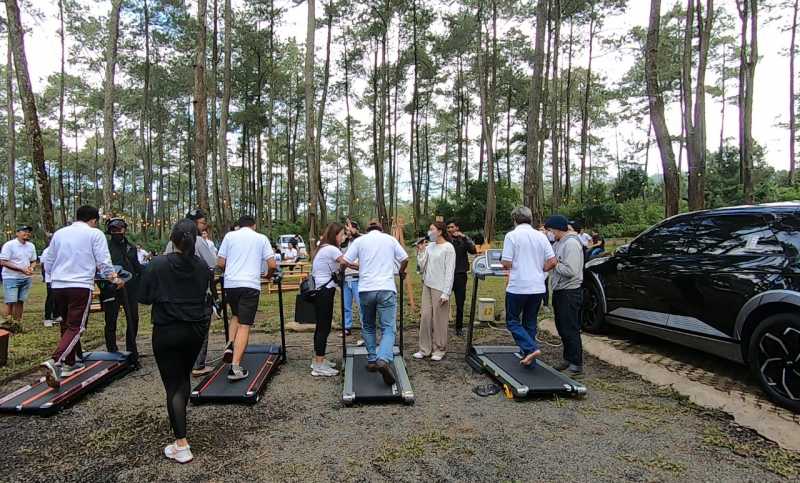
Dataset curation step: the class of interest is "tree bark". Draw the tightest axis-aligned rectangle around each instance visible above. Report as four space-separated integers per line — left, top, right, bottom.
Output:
218 0 233 227
550 0 562 211
58 0 67 226
525 0 547 219
478 5 497 244
6 37 15 231
102 0 122 216
305 0 320 249
142 0 153 238
646 0 680 217
737 0 757 203
791 0 799 183
316 5 334 227
579 13 595 203
6 0 55 234
193 0 209 213
210 0 221 227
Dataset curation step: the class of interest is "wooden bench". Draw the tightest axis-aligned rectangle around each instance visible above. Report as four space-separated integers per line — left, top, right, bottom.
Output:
263 272 308 294
89 289 103 313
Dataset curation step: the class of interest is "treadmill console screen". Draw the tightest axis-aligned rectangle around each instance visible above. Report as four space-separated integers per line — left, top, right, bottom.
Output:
486 249 504 270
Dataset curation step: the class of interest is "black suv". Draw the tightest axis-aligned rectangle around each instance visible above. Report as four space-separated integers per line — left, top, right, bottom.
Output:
582 203 800 411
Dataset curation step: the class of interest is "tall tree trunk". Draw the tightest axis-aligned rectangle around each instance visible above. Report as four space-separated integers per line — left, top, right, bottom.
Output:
375 13 389 228
343 29 356 215
102 0 123 215
6 39 16 231
218 0 233 227
791 0 799 183
455 57 463 198
305 0 320 249
563 17 574 201
58 0 67 226
193 0 209 213
478 5 497 244
265 0 275 228
525 0 547 220
685 0 713 210
738 0 757 203
410 0 421 235
142 0 153 238
210 0 221 228
316 6 334 227
6 0 55 234
579 13 594 203
646 0 680 217
550 0 562 211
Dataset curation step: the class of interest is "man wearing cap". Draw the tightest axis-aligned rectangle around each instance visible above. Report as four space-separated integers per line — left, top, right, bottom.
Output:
102 218 144 362
164 209 219 376
342 219 409 386
40 205 123 388
500 207 558 366
0 225 37 333
544 215 585 375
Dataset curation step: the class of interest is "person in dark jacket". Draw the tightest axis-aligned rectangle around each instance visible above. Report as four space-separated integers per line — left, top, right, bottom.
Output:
446 220 476 336
139 219 212 464
101 218 143 362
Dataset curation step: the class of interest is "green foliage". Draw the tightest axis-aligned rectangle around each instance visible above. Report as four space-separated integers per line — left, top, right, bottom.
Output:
612 168 649 202
434 180 520 239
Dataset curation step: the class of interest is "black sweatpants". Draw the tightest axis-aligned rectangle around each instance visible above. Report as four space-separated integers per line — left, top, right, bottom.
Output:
152 321 208 439
103 281 140 358
313 287 336 357
552 288 583 366
44 282 56 321
453 273 468 332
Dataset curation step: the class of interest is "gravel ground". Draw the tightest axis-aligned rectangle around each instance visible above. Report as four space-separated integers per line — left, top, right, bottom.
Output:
1 323 798 483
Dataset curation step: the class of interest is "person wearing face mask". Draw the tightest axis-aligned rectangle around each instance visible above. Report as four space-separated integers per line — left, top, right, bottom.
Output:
414 221 456 361
102 217 144 363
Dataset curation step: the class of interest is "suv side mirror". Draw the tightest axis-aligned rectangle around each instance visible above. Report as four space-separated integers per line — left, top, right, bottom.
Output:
616 244 629 256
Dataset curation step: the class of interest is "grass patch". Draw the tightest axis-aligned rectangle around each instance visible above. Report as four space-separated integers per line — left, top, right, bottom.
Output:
702 426 800 478
374 430 454 464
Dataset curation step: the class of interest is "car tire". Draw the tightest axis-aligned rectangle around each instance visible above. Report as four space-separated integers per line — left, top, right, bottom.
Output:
747 313 800 412
581 279 606 334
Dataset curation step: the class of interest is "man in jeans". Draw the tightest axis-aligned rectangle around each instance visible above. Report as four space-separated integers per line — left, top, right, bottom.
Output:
545 215 585 374
0 225 37 333
341 220 362 336
447 220 476 336
342 220 409 386
501 207 557 366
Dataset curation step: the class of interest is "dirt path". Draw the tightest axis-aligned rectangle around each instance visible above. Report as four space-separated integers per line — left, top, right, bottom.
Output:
1 327 798 482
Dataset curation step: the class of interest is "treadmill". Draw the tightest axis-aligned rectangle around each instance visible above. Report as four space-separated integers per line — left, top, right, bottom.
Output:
0 267 137 415
341 272 414 405
191 273 287 405
465 250 587 399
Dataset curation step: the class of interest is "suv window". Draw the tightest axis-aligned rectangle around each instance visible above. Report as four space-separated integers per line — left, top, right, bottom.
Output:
773 214 800 261
687 214 782 255
629 217 695 256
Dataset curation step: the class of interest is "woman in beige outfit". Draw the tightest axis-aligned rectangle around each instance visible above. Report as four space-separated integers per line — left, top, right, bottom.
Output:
414 221 456 361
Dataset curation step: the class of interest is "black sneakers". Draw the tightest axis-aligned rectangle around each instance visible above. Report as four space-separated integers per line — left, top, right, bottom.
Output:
222 341 234 364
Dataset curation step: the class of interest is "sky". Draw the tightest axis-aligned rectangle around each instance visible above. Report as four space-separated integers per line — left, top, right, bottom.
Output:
9 0 797 186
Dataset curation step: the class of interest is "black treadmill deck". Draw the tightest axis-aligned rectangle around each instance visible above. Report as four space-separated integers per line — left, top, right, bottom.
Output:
468 345 586 399
342 346 414 405
191 344 283 404
0 351 135 415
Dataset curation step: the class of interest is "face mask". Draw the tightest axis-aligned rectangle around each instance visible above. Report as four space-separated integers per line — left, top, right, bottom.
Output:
428 231 437 242
111 233 125 243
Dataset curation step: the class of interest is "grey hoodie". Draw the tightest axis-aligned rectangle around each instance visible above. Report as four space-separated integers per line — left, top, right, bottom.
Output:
550 234 584 291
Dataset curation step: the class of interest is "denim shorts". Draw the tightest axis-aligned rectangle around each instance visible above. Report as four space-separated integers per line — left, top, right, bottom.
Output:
3 277 33 304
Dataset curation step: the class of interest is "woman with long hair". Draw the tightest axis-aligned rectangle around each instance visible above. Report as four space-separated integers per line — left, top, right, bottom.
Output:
139 219 212 463
310 222 346 376
414 221 456 361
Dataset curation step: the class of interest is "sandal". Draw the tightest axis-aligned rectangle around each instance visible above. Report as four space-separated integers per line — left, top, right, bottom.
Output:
473 384 502 397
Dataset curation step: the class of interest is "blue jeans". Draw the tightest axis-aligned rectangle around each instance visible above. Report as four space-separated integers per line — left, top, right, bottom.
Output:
505 292 545 355
343 279 361 330
3 277 33 304
359 290 397 363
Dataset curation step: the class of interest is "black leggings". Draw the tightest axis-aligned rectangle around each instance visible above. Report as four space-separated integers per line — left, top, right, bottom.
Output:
313 288 336 357
152 321 208 439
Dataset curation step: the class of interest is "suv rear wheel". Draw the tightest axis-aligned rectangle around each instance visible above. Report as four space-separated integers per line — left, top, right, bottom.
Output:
581 279 606 334
748 313 800 412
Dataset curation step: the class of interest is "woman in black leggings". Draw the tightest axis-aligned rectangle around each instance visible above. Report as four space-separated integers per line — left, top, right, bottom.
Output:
309 223 346 377
139 219 211 464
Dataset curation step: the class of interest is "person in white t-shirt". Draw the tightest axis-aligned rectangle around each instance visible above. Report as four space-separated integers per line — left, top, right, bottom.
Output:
284 240 298 262
0 225 37 332
217 215 276 381
137 245 151 265
342 220 409 386
309 223 346 377
201 230 217 257
500 206 557 366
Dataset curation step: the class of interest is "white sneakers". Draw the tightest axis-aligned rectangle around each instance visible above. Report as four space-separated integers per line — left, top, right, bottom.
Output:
309 359 337 370
412 352 426 359
413 352 445 361
164 443 193 464
311 363 339 377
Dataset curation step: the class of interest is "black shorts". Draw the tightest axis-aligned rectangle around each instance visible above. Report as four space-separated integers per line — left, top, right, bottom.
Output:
225 287 260 325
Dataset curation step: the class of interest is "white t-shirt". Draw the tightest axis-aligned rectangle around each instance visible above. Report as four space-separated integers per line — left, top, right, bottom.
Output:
137 248 150 265
285 247 298 260
0 238 37 280
218 227 274 290
312 244 342 288
343 230 408 293
501 224 556 295
43 221 114 290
